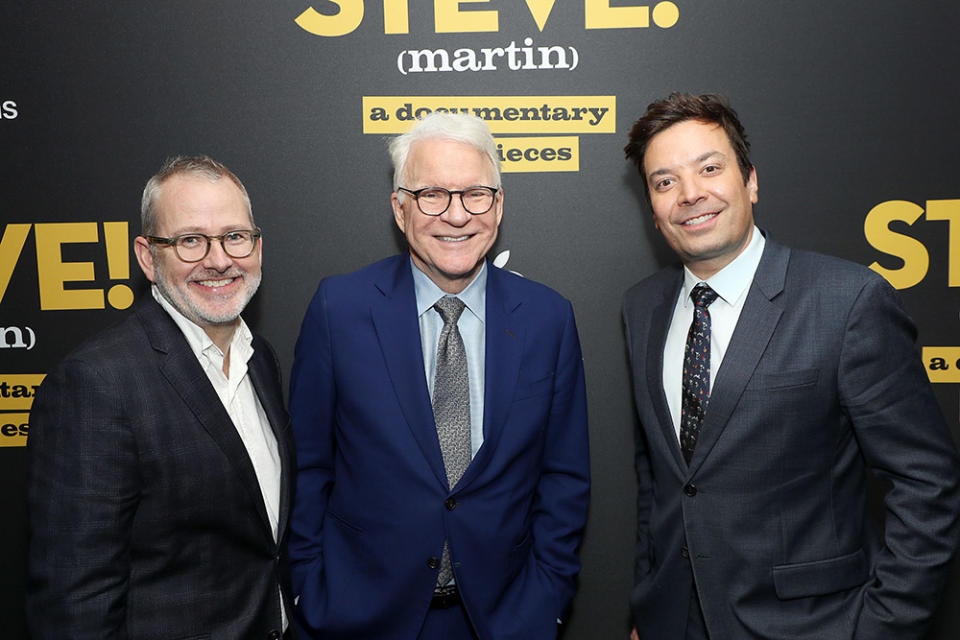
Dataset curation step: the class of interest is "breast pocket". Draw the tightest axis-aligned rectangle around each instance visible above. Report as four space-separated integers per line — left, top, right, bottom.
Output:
749 368 819 391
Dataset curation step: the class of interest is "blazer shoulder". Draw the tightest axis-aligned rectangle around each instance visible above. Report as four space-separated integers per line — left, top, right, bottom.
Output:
784 246 890 294
489 263 574 313
312 254 406 300
622 264 681 309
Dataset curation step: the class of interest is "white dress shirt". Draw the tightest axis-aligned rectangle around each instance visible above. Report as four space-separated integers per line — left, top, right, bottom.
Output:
662 226 765 442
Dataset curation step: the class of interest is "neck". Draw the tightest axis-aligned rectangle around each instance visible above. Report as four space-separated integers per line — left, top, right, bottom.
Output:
203 321 239 357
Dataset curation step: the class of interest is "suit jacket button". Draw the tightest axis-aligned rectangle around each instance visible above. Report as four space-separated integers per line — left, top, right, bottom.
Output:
683 483 697 497
267 631 281 640
680 546 689 559
427 557 440 569
445 497 457 511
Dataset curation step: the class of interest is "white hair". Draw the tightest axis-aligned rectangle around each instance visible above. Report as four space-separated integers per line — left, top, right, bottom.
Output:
388 111 501 197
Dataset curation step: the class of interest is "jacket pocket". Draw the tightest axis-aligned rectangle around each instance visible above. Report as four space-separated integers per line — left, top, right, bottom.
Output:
772 547 868 599
752 368 819 390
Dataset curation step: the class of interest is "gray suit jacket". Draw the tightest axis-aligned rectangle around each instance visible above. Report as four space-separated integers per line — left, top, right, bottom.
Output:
623 236 960 639
26 295 296 640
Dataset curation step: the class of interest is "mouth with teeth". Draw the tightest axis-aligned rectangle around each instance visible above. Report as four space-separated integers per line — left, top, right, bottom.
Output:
437 235 471 243
682 212 719 226
190 274 241 291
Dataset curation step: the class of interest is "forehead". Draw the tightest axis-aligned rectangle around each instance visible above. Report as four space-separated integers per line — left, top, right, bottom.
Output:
644 120 733 174
154 173 249 232
406 138 494 186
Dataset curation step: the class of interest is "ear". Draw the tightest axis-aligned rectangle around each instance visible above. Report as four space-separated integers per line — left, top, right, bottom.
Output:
391 192 407 233
492 188 504 227
134 236 157 283
747 167 759 204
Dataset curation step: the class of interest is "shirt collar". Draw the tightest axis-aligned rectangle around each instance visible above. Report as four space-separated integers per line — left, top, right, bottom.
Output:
411 258 487 324
151 285 254 364
681 225 765 307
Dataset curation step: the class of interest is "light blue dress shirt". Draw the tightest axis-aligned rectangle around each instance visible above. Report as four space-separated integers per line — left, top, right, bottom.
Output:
412 259 487 457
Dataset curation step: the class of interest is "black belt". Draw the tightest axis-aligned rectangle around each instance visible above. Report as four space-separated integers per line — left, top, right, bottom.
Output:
431 584 462 609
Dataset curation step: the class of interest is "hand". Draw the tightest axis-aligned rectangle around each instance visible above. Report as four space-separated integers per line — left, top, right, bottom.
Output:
630 627 639 640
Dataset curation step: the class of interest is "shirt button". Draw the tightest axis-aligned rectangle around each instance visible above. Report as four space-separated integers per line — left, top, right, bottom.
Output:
427 557 440 569
684 483 698 497
445 497 457 511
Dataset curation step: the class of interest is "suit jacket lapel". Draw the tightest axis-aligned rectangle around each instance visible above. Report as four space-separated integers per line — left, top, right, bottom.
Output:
248 341 293 543
136 297 275 541
370 257 450 488
647 269 687 471
687 238 789 473
458 263 524 489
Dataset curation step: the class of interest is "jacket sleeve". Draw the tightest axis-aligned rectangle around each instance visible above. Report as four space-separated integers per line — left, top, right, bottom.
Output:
26 357 138 640
842 276 960 639
622 295 655 584
491 301 591 639
287 282 338 635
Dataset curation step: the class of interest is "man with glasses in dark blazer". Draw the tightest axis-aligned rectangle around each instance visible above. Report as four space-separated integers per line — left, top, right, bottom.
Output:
27 155 295 640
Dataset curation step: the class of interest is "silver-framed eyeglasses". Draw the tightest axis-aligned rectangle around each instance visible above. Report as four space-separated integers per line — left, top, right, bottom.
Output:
145 229 261 263
398 186 499 216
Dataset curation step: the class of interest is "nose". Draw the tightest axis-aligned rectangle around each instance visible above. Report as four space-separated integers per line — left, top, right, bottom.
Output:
678 176 707 206
202 238 234 271
440 194 471 227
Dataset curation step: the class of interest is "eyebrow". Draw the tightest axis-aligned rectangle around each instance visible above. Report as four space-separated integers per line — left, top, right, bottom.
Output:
647 150 727 180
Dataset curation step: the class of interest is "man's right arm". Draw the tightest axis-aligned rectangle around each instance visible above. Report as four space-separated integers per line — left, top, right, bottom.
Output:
622 296 654 583
26 358 137 640
288 282 338 632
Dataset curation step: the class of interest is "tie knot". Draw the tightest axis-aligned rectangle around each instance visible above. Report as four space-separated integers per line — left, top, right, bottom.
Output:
690 283 719 308
434 296 466 325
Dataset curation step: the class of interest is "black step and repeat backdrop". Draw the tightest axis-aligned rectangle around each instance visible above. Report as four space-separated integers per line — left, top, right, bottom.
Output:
3 2 959 638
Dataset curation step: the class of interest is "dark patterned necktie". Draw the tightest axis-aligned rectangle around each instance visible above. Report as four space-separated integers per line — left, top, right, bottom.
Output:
680 283 719 464
432 296 471 587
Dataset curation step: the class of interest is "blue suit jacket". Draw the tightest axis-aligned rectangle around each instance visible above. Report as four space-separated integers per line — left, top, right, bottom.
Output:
622 237 960 639
288 255 590 640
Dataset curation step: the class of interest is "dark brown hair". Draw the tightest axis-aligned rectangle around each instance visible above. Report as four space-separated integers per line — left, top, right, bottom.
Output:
624 93 752 196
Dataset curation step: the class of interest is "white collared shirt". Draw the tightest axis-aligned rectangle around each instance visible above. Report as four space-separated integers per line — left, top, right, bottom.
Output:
662 226 766 442
152 286 286 629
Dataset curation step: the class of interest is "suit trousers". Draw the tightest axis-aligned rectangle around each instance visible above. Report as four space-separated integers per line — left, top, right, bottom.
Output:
417 603 478 640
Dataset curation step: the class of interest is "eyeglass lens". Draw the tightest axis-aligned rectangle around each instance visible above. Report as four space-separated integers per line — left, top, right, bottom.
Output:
175 231 256 261
417 187 495 215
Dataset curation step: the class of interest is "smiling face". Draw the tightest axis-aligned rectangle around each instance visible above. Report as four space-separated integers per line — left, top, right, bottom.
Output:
134 173 262 345
644 119 758 279
391 137 503 293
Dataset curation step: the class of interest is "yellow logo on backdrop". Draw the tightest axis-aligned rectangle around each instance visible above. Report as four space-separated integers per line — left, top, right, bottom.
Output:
864 199 960 290
363 96 611 173
0 222 134 311
295 0 679 36
924 348 960 384
0 413 29 446
0 375 44 411
0 374 43 448
363 96 614 134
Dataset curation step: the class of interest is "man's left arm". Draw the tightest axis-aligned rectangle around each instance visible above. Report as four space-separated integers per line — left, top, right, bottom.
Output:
839 275 960 639
499 301 591 637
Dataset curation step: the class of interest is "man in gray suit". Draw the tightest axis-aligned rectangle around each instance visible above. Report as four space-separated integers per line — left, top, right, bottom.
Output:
26 156 295 639
622 92 960 639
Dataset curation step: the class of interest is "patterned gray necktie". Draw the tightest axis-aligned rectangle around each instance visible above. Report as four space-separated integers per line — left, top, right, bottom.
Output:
680 283 719 464
432 296 471 587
